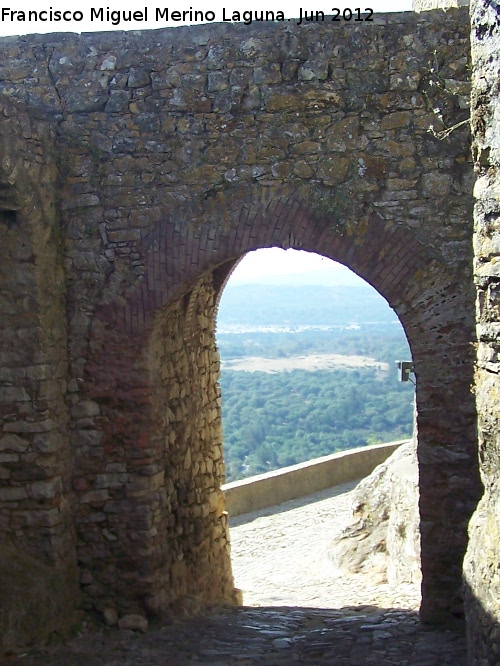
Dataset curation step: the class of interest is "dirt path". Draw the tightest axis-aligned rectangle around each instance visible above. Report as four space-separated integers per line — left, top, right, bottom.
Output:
229 481 419 610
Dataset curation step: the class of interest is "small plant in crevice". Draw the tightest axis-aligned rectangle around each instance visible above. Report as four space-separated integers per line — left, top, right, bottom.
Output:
420 50 471 141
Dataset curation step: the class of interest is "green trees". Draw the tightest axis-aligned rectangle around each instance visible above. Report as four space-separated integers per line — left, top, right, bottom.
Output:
220 363 414 482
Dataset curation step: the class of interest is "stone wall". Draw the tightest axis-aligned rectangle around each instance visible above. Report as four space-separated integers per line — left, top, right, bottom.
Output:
464 0 500 662
71 273 234 617
0 96 79 653
148 276 233 610
0 7 484 645
223 441 405 517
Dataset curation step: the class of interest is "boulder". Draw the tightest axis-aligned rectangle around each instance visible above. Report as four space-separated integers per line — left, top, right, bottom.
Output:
118 614 148 632
328 439 421 586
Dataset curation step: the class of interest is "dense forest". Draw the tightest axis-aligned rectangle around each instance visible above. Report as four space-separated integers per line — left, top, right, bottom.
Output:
216 284 415 482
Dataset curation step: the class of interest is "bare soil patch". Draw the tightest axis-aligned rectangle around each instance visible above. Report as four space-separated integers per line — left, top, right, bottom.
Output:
222 353 389 373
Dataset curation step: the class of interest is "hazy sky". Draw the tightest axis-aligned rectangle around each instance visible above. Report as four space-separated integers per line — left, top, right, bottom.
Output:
229 249 368 286
0 0 412 36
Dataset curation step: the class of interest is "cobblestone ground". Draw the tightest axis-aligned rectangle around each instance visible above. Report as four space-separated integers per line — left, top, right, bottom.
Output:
12 483 467 665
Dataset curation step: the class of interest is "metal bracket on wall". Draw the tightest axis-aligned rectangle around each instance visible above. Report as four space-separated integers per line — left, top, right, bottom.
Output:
396 360 415 383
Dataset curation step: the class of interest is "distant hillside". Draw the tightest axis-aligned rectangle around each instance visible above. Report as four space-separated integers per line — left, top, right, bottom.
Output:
218 284 398 328
229 266 367 287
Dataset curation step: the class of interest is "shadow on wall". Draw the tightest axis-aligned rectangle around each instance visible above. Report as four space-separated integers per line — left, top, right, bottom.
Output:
0 544 80 658
464 581 500 664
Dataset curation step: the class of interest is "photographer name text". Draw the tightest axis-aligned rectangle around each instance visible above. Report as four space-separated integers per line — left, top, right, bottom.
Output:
0 6 375 26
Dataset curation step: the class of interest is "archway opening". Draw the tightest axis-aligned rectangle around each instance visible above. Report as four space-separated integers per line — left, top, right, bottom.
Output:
217 248 414 482
216 247 419 609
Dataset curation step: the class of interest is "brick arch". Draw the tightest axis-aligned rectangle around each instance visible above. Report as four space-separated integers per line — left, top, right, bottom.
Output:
112 184 450 333
210 243 478 623
202 196 480 625
82 186 481 623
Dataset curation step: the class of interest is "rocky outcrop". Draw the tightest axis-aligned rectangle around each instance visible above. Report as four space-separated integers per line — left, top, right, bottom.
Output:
328 440 421 587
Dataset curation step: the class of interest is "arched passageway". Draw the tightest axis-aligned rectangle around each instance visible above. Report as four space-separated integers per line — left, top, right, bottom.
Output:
0 11 481 634
81 193 481 624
